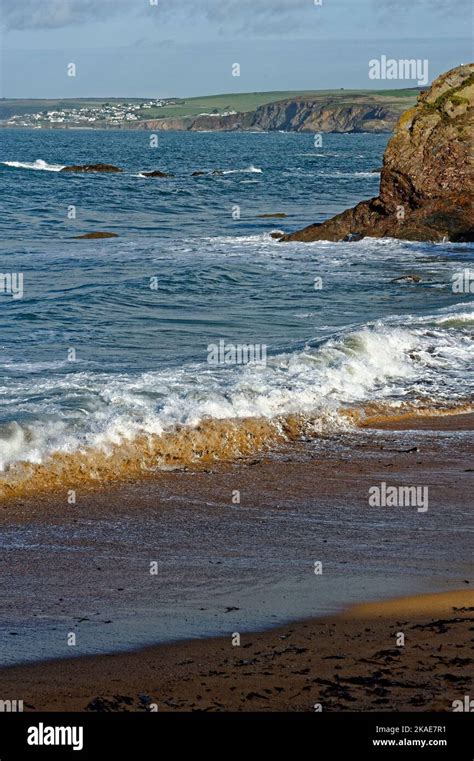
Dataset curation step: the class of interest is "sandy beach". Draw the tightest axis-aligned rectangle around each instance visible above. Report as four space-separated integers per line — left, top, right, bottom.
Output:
0 412 471 711
0 589 471 712
1 14 472 759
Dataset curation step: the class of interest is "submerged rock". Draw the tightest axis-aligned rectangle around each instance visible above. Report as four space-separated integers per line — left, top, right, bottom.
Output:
73 232 119 239
61 164 122 173
391 274 422 283
141 170 174 178
257 213 288 219
280 64 474 243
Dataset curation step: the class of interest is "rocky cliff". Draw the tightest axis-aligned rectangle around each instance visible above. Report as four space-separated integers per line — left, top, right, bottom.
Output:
243 98 400 133
280 65 474 243
131 93 413 134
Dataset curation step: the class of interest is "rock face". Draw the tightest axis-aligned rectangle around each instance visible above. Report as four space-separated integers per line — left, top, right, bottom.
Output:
244 100 399 133
129 93 416 134
61 164 122 173
280 65 474 243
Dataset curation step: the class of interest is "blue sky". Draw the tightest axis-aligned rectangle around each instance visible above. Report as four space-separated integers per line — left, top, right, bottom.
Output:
0 0 471 98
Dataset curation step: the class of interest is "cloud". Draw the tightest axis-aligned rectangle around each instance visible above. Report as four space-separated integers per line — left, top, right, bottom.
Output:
165 0 316 21
0 0 319 31
153 0 324 34
370 0 472 15
0 0 131 30
0 0 468 33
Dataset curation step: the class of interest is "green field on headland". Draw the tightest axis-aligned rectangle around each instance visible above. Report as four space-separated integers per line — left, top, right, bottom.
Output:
0 87 421 126
130 88 418 119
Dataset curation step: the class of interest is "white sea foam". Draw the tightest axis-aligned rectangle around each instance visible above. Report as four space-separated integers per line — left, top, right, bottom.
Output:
1 303 472 471
320 170 380 178
222 165 263 175
2 159 65 172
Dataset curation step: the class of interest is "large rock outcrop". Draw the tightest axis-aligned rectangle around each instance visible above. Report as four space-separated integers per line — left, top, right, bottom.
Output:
141 170 174 178
61 164 122 173
280 65 474 243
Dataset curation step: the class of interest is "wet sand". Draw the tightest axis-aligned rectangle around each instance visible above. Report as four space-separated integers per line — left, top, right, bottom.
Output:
0 589 471 712
0 412 472 709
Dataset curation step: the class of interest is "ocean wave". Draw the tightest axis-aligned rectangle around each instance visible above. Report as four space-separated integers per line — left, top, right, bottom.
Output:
0 402 470 501
222 165 263 175
431 312 474 327
2 159 65 172
0 302 472 497
320 170 380 178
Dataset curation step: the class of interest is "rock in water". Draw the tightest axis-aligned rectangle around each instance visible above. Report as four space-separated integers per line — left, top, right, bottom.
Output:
73 232 118 239
61 164 122 173
141 170 174 178
391 274 422 284
257 213 288 219
280 64 474 243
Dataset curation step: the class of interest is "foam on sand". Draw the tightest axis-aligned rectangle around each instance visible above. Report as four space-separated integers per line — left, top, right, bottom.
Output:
1 303 472 498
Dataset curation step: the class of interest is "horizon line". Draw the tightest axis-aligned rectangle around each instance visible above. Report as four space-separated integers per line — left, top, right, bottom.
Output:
0 86 427 101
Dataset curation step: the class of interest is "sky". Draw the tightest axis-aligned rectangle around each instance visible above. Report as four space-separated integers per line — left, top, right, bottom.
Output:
0 0 472 98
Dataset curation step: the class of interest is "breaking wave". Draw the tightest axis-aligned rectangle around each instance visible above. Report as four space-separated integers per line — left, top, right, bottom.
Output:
0 302 472 499
2 159 65 172
222 165 263 175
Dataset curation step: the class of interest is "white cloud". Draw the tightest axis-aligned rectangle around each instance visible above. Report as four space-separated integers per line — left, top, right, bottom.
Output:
0 0 467 32
0 0 131 30
0 0 318 31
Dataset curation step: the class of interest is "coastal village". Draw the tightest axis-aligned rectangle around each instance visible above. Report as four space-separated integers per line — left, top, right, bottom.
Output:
2 98 179 128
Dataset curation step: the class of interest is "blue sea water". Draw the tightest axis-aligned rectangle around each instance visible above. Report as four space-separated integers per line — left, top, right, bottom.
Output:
0 129 473 478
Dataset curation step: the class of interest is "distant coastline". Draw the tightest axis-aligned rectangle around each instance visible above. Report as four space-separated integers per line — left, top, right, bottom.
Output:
0 88 421 133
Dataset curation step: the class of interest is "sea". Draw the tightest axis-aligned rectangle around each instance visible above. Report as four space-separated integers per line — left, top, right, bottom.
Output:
0 128 473 495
